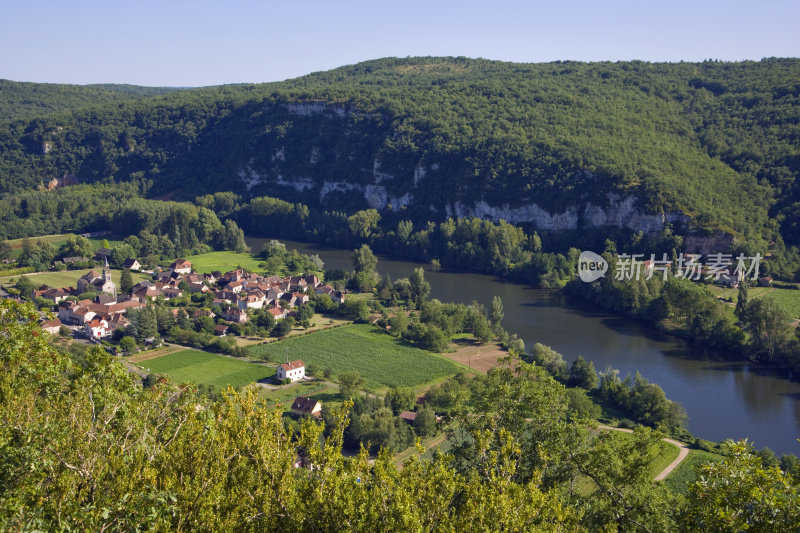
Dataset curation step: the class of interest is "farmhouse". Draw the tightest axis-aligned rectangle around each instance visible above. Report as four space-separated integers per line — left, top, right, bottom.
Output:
122 258 141 270
170 259 193 274
399 411 417 424
290 396 322 419
40 318 62 334
277 359 305 382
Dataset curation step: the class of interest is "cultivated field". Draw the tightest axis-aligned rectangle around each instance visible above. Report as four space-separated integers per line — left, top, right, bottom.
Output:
246 324 462 390
183 251 264 274
0 268 149 289
443 339 507 374
139 348 276 390
710 285 800 319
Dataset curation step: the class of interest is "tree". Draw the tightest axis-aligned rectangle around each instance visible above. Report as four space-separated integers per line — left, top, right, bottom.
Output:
119 336 137 354
576 428 679 531
0 240 11 262
352 244 377 273
490 295 504 327
741 297 792 360
119 268 134 295
347 209 380 239
384 386 415 415
568 356 598 390
414 405 437 437
270 317 294 338
111 244 135 267
735 281 749 323
338 370 365 400
409 267 430 308
530 343 567 381
682 440 800 531
388 312 409 338
396 220 413 242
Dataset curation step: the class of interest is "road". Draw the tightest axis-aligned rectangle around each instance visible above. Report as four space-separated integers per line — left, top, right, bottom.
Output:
597 425 690 481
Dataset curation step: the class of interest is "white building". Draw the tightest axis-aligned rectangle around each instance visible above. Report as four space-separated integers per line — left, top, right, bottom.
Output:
277 359 305 382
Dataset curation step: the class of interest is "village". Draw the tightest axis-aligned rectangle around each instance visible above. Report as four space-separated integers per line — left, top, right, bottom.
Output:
30 257 345 341
3 248 469 447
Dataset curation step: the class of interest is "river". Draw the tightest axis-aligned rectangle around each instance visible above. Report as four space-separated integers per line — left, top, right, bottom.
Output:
248 236 800 455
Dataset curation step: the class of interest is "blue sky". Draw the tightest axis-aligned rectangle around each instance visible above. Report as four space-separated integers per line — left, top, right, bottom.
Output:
2 0 798 86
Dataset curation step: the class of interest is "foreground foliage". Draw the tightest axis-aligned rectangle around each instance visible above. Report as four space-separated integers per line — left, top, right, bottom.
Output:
2 300 799 531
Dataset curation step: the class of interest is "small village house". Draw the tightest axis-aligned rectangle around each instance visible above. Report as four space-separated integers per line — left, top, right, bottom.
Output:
277 359 305 382
291 396 322 419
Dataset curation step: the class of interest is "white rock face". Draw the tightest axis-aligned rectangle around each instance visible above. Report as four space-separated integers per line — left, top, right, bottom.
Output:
320 181 364 203
447 194 688 233
413 164 427 186
373 159 393 182
285 102 347 118
364 184 387 209
238 166 265 191
448 201 580 230
276 175 315 192
363 184 413 210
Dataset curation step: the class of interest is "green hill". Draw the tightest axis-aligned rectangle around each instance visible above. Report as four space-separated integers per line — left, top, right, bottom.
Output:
1 57 799 248
0 79 186 123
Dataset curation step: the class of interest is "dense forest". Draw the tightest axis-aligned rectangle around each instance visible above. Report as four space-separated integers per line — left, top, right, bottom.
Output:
0 79 183 123
1 57 799 256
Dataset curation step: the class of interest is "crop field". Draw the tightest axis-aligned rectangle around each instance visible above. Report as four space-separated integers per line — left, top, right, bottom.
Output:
246 324 463 390
140 348 275 390
0 268 148 289
709 285 800 320
183 251 264 274
762 289 800 320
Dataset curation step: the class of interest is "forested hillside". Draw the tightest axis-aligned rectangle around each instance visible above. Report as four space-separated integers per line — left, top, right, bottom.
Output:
1 57 798 249
0 79 184 123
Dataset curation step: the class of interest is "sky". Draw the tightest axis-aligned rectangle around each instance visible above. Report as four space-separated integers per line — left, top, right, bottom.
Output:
2 0 799 87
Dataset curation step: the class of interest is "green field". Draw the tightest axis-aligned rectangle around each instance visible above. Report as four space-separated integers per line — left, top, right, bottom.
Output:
4 233 127 259
246 324 463 390
140 349 276 390
762 289 800 320
258 381 340 410
709 285 800 320
0 268 149 290
663 449 723 494
183 251 264 274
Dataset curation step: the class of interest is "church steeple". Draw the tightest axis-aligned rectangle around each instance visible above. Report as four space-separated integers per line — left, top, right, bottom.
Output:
103 256 116 297
103 256 112 283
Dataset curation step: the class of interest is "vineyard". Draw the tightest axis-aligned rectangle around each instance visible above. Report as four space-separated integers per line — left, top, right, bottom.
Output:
246 324 463 390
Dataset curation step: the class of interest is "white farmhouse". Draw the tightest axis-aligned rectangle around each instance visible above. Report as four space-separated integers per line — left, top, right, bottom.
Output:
277 359 305 382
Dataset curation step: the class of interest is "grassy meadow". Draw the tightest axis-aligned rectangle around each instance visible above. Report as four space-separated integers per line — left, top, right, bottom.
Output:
246 324 463 391
0 268 149 290
139 348 275 390
183 251 264 274
663 449 724 494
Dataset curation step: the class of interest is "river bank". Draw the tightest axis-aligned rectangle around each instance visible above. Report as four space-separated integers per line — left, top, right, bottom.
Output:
246 235 800 455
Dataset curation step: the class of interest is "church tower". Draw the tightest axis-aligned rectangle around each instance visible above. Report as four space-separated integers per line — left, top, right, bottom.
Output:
103 257 116 297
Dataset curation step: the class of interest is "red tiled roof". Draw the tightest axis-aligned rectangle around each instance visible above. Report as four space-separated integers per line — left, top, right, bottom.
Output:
280 359 304 371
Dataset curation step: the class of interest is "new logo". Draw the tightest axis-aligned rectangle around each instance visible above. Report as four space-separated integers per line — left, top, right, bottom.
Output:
578 251 607 282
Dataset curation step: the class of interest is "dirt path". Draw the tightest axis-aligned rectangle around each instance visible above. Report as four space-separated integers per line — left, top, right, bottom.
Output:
597 425 690 481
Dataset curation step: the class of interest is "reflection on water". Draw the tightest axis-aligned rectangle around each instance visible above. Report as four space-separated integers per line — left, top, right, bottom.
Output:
247 236 800 454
